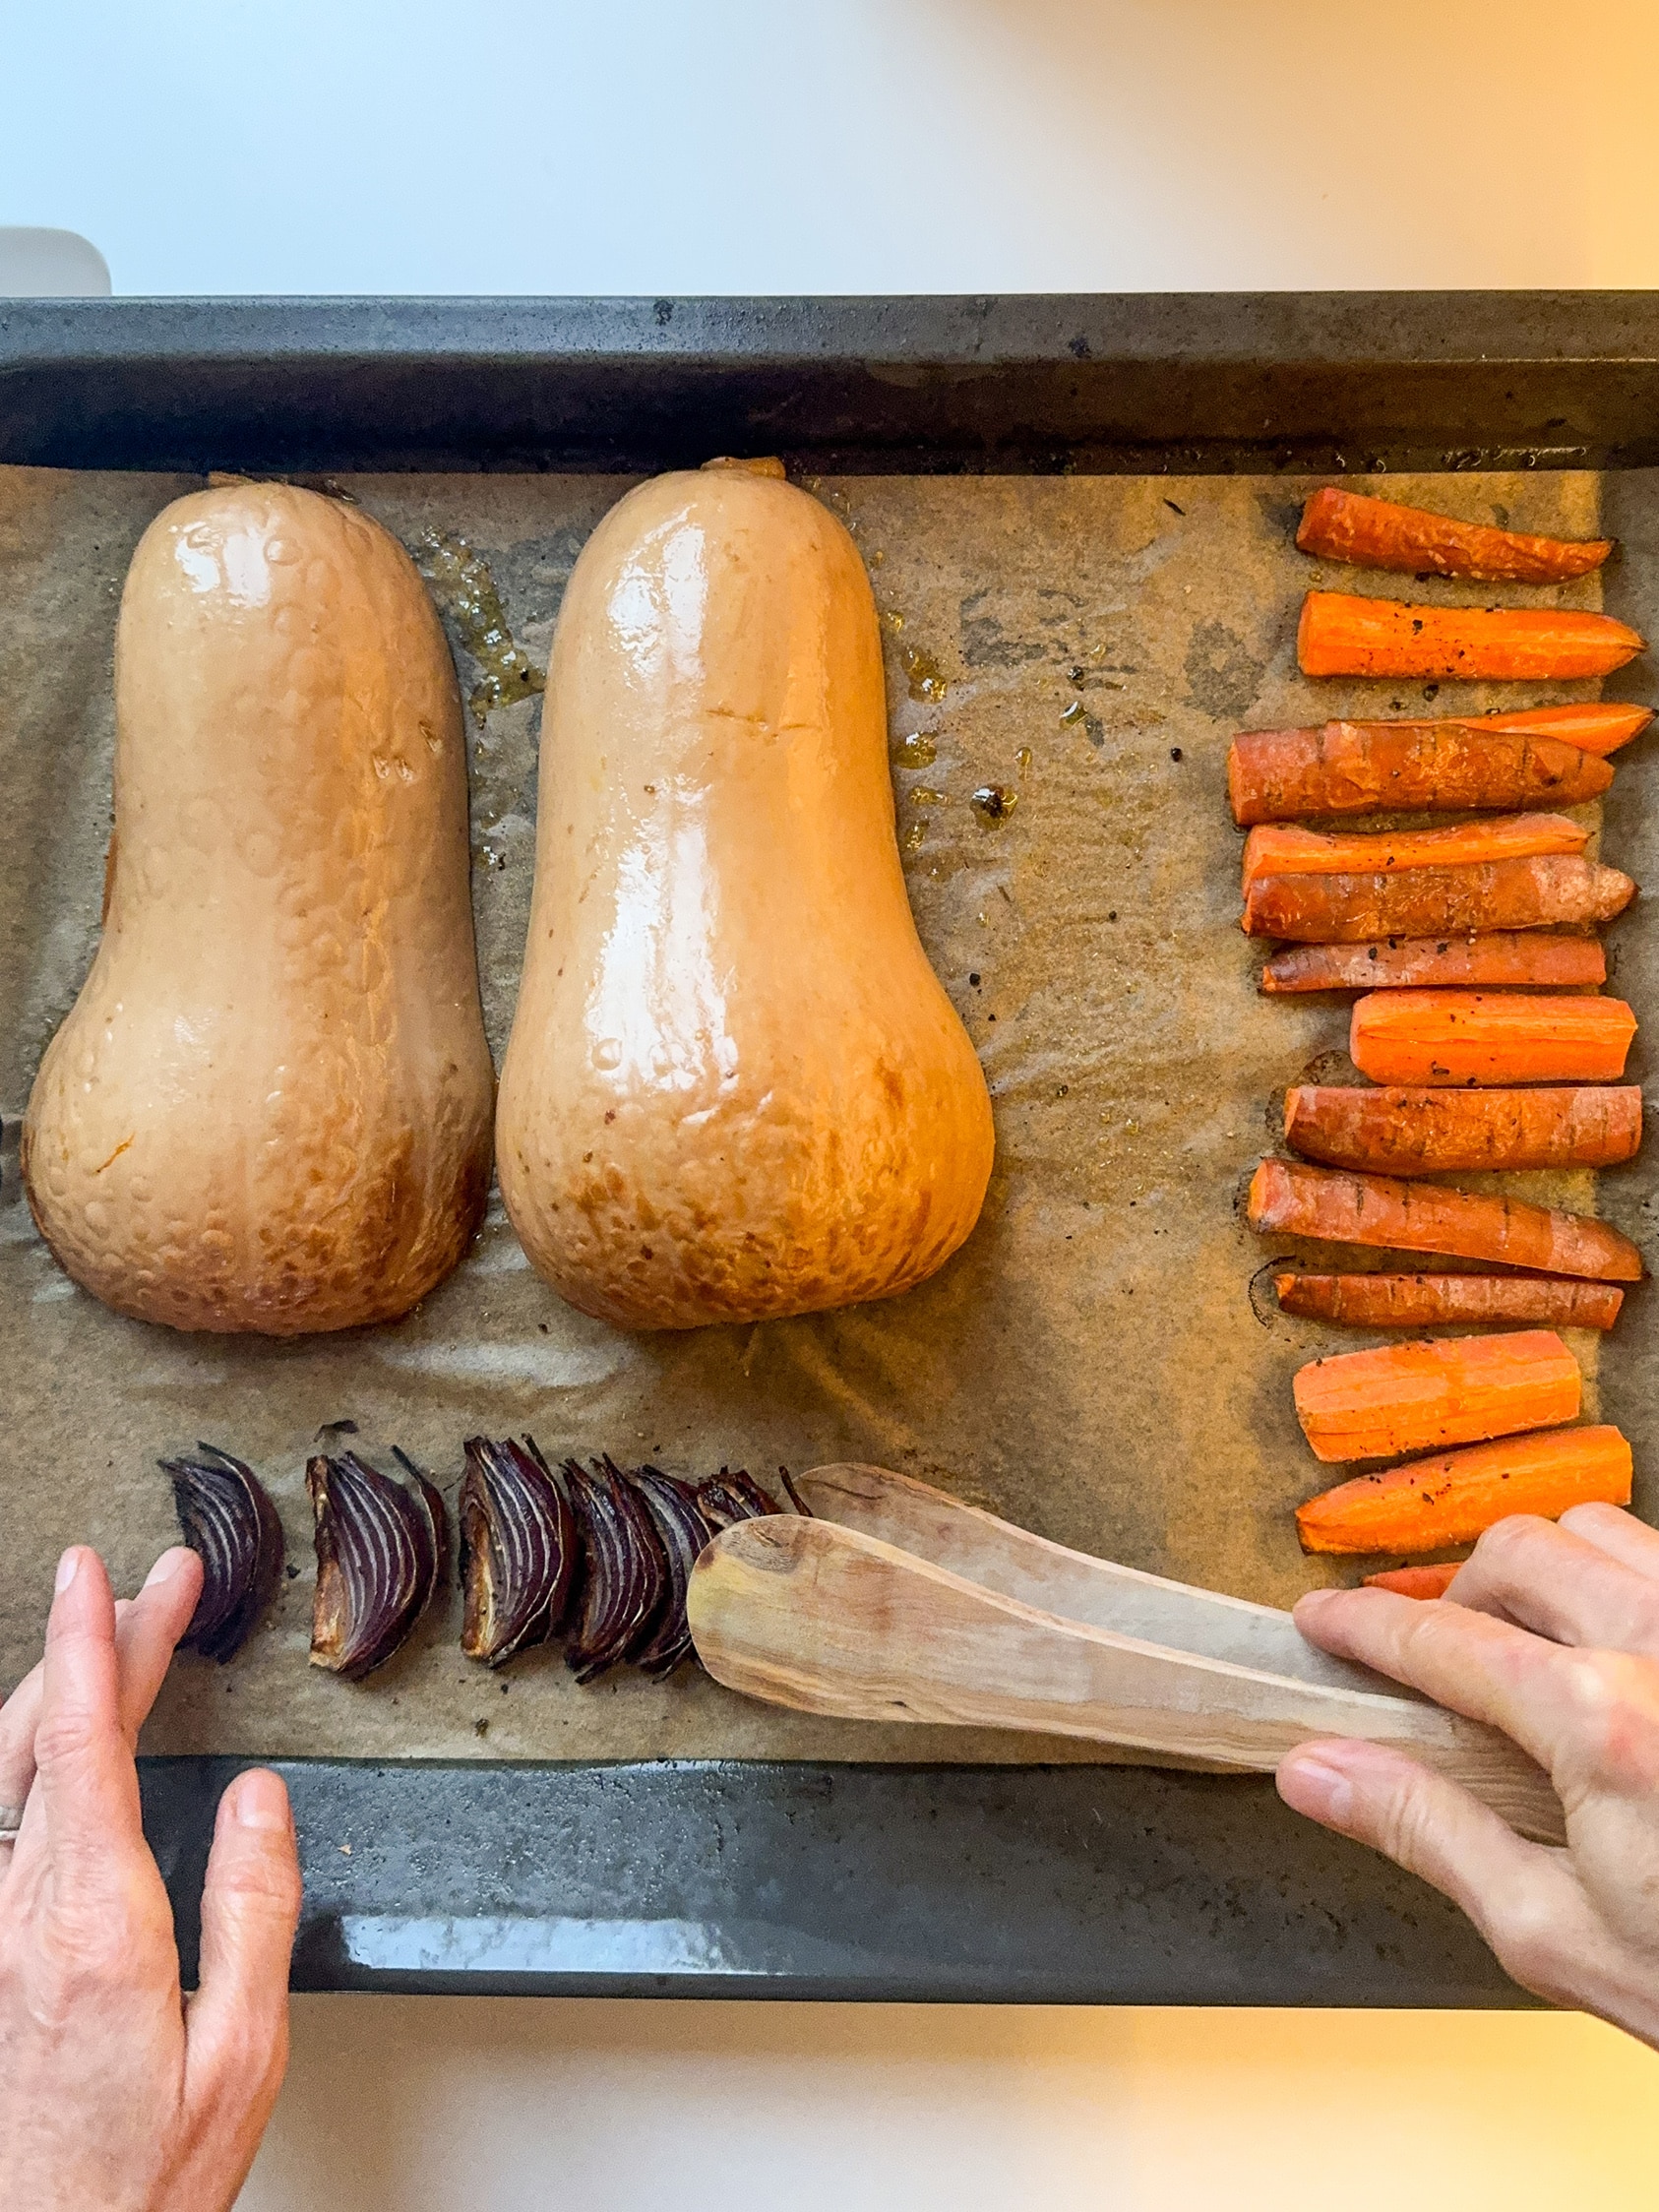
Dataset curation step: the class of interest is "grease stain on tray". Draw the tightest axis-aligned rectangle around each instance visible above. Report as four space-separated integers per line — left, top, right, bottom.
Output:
414 530 546 727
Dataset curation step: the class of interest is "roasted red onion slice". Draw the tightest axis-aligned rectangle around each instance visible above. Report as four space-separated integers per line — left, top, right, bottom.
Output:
460 1437 577 1667
161 1444 284 1663
307 1449 446 1680
561 1456 669 1683
697 1467 781 1529
627 1469 714 1678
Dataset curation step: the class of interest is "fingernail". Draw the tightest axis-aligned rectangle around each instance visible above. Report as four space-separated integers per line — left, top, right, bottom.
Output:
231 1770 291 1833
1281 1753 1355 1824
54 1549 81 1595
143 1550 189 1590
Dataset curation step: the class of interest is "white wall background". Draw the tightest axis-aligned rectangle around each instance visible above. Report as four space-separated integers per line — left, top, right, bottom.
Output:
8 0 1659 2204
5 0 1659 296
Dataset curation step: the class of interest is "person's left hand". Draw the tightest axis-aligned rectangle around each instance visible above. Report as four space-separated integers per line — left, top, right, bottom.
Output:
0 1544 302 2211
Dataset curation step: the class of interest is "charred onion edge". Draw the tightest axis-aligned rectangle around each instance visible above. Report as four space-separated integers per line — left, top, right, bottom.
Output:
306 1449 446 1681
561 1455 669 1683
459 1437 576 1668
161 1443 284 1663
697 1467 782 1529
627 1468 715 1677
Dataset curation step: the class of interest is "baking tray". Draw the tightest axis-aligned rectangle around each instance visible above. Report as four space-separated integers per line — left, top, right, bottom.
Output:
8 291 1659 2003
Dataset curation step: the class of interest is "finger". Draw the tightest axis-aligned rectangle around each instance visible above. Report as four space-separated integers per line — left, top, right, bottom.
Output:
1292 1583 1616 1783
114 1548 204 1746
1276 1737 1592 1994
30 1548 146 1887
1445 1514 1659 1655
1559 1502 1659 1583
186 1769 301 2120
0 1551 202 1876
0 1660 44 1816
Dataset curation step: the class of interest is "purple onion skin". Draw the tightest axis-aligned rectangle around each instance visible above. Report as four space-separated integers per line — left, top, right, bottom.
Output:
162 1444 284 1663
561 1457 669 1683
459 1437 576 1668
307 1450 446 1682
627 1469 714 1678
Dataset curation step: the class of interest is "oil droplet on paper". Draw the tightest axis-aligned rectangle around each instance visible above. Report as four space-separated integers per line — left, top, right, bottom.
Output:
909 786 947 809
1015 746 1033 776
415 530 546 727
970 784 1018 828
896 731 938 770
900 821 926 854
902 645 949 702
1060 700 1084 726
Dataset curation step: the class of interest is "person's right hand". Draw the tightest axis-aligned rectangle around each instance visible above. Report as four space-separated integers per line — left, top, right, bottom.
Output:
0 1544 302 2210
1279 1503 1659 2048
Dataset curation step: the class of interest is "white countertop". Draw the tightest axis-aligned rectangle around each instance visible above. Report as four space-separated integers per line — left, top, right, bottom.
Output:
8 1 1659 2202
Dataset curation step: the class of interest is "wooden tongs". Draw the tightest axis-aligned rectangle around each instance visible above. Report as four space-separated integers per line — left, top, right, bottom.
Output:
686 1462 1566 1844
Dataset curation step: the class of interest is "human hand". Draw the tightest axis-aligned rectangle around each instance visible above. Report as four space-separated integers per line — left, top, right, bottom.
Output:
1279 1504 1659 2047
0 1545 302 2209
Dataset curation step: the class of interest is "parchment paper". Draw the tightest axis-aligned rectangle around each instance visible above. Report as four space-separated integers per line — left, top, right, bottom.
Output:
2 464 1651 1762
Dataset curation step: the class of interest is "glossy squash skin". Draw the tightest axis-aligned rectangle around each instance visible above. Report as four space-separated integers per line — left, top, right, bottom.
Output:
23 482 495 1334
496 462 995 1330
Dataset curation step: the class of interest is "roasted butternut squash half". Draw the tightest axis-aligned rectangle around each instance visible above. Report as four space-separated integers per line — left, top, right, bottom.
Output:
24 481 494 1333
496 461 994 1329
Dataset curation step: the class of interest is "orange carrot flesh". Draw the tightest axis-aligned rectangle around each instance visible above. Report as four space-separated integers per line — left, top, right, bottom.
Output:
1261 933 1607 995
1481 704 1653 757
1244 855 1634 943
1296 487 1614 584
1242 814 1585 893
1349 991 1636 1086
1283 1084 1641 1174
1293 1328 1579 1463
1274 1272 1626 1331
1298 592 1644 682
1363 1563 1463 1597
1227 723 1612 825
1296 1424 1632 1555
1247 1156 1644 1283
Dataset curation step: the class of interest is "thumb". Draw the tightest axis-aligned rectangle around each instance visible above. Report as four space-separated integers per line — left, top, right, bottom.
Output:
185 1768 302 2119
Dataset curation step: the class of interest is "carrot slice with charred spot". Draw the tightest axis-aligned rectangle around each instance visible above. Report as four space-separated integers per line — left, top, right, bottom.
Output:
1481 704 1653 757
1242 814 1586 893
1296 487 1613 584
1349 991 1636 1087
1283 1084 1641 1174
1292 1329 1579 1463
1296 1425 1632 1556
1261 933 1607 995
1227 722 1612 825
1247 1156 1644 1283
1274 1272 1626 1331
1363 1563 1464 1598
1244 855 1633 943
1298 592 1644 682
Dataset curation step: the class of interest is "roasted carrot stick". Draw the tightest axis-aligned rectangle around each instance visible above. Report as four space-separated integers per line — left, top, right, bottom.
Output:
1283 1084 1641 1174
1363 1563 1463 1597
1275 1272 1626 1331
1261 933 1607 995
1242 814 1586 893
1227 722 1612 826
1244 855 1634 942
1298 592 1644 682
1296 488 1613 584
1481 703 1653 757
1296 1424 1632 1555
1293 1328 1579 1463
1349 992 1636 1086
1247 1157 1644 1282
